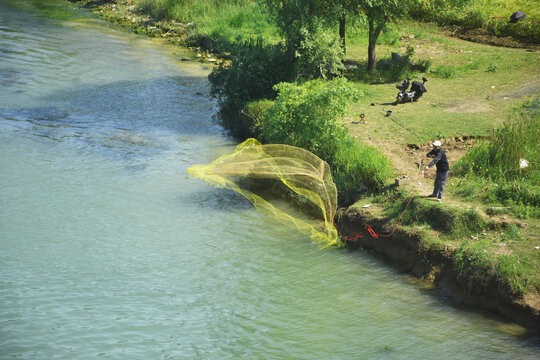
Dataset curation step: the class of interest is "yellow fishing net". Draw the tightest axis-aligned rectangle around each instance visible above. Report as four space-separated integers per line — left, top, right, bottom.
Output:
187 138 340 248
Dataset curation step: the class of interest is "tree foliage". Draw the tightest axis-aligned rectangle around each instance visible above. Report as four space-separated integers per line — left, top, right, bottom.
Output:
261 78 358 159
263 0 345 79
208 38 295 139
295 22 345 80
359 0 402 72
264 0 403 73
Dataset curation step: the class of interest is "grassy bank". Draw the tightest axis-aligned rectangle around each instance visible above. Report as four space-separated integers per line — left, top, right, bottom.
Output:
452 97 539 219
356 187 540 298
134 0 278 50
404 0 540 44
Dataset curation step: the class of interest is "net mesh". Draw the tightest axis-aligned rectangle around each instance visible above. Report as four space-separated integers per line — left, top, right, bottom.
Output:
187 138 339 248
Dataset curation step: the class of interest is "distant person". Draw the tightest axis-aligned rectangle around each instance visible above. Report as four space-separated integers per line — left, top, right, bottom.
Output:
510 11 526 23
424 140 449 202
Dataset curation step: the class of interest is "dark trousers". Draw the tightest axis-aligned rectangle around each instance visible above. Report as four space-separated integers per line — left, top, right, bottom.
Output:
433 171 448 199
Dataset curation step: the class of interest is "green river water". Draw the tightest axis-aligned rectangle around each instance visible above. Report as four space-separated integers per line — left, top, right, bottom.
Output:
1 0 539 358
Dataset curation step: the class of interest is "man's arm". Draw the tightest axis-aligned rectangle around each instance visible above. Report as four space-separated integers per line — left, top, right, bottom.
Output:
428 151 442 168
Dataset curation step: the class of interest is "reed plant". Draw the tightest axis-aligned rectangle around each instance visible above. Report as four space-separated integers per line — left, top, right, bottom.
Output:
453 97 540 218
454 97 539 183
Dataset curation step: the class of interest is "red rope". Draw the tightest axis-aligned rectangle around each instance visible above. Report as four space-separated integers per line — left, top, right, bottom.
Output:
365 195 414 239
336 195 414 242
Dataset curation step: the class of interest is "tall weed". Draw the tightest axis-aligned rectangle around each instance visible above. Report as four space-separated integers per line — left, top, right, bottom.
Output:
455 97 539 182
454 97 540 218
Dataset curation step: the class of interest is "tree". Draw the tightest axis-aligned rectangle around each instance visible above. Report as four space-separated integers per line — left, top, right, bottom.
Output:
359 0 401 73
263 0 345 79
335 0 362 56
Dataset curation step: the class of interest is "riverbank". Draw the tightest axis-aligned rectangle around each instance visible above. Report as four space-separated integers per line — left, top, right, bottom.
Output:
67 0 540 331
336 203 540 330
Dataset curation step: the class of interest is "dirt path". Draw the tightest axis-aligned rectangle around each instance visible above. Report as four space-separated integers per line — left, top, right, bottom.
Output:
372 135 473 207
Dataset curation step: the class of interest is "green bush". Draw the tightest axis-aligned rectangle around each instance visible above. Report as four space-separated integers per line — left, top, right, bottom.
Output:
241 99 274 139
374 46 431 82
208 38 295 139
259 79 390 200
295 24 345 80
332 138 391 203
261 79 357 159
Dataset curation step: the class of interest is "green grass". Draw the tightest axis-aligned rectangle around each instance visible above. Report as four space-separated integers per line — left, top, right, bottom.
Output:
404 0 540 43
451 97 540 219
455 233 540 295
135 0 279 50
344 20 539 144
355 187 540 296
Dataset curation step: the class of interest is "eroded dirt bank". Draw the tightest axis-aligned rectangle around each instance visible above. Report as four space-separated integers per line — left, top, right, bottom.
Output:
336 206 540 331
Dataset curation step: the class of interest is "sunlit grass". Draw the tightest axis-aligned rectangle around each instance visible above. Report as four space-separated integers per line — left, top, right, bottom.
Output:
135 0 280 47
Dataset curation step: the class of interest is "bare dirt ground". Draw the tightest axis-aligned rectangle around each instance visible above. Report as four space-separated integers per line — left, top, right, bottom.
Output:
450 27 540 50
376 135 474 205
444 102 492 113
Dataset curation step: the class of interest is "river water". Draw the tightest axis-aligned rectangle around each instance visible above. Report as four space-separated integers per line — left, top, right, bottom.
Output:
1 1 539 359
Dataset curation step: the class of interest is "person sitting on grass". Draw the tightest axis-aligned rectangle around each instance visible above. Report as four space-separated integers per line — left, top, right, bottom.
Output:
424 140 449 202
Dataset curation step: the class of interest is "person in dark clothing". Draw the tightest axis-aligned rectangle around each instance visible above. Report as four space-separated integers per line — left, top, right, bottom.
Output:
510 11 526 23
424 140 449 202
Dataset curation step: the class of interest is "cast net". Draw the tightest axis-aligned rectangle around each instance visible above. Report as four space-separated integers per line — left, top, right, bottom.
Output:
187 138 339 248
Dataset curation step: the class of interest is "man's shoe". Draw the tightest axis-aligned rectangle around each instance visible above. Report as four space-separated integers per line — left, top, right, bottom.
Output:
437 198 442 202
427 194 437 198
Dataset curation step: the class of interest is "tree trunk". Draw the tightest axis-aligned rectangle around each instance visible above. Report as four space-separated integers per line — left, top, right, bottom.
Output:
367 39 376 73
339 15 346 56
367 15 387 73
282 0 288 37
367 17 376 72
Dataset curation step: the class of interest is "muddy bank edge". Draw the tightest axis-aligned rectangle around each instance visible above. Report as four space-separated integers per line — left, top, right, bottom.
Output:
336 206 540 330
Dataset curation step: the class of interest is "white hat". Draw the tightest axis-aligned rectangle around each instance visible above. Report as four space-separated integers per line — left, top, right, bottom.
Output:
433 140 441 147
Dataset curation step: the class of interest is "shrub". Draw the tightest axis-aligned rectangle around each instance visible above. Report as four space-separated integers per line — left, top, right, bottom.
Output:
332 138 391 203
261 79 357 159
295 24 345 80
375 46 430 82
259 79 390 199
241 99 274 139
208 38 295 139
